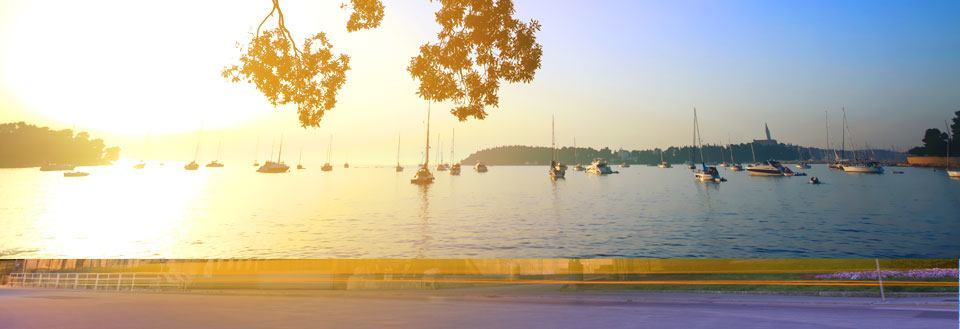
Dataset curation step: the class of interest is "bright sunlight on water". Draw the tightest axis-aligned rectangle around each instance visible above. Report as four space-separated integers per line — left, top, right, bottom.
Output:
1 164 958 259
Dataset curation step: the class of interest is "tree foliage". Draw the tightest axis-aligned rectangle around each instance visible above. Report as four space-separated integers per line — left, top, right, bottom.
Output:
909 111 960 155
0 122 119 168
408 0 543 121
222 0 384 127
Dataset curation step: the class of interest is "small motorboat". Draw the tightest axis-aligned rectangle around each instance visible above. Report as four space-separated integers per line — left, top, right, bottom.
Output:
436 163 449 171
586 158 616 175
133 162 146 169
808 176 821 184
343 163 350 169
694 165 725 183
795 162 811 169
658 161 672 168
573 164 585 171
205 160 224 168
450 163 461 175
728 163 743 171
321 163 333 171
297 164 306 170
620 162 631 168
746 160 786 176
184 161 200 170
63 171 89 177
948 170 960 178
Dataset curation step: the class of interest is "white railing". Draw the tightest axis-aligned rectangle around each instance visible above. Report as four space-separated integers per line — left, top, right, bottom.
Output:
5 272 190 291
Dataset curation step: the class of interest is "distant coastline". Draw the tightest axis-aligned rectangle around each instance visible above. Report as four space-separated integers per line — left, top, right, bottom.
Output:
0 122 120 168
460 143 904 166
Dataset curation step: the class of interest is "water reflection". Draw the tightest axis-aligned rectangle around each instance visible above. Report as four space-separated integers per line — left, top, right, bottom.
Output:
414 184 432 258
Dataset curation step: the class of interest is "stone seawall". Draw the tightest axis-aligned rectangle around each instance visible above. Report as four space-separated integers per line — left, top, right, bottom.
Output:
907 156 960 167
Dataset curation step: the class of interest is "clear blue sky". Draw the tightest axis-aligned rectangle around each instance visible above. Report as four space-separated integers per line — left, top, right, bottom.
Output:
1 0 958 163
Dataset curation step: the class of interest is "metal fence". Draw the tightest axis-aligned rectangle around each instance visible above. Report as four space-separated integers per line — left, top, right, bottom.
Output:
5 272 190 291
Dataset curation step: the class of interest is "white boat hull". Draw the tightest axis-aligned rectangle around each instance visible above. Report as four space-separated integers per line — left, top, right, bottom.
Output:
947 170 960 178
842 166 883 174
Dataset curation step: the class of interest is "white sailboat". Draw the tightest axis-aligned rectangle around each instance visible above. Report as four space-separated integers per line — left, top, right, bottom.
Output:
946 120 960 178
692 108 725 183
658 148 671 168
395 132 404 172
321 135 333 172
449 128 461 175
411 102 436 184
573 137 585 171
436 133 449 171
841 109 883 174
727 137 742 171
257 135 289 173
206 140 224 167
184 132 200 171
548 115 566 179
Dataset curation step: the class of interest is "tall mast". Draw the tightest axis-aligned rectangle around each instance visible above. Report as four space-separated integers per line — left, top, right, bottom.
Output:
277 134 283 163
824 110 830 161
450 128 455 163
946 120 953 168
424 102 431 166
551 115 556 162
841 107 846 161
750 142 757 163
397 132 401 166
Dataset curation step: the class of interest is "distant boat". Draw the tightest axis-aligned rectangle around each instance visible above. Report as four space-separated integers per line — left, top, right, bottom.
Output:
586 158 615 175
728 163 743 171
39 163 75 171
808 176 821 184
257 136 289 173
620 162 631 168
186 130 201 171
572 137 585 171
842 161 884 174
726 138 742 171
206 140 224 168
948 170 960 178
548 116 566 179
474 162 489 173
133 162 145 169
344 162 349 169
449 128 460 176
942 120 958 178
795 145 810 169
296 148 305 170
658 149 671 168
746 160 786 176
322 135 334 172
253 137 261 167
691 108 725 183
395 132 404 172
411 102 435 185
435 134 448 171
63 171 89 177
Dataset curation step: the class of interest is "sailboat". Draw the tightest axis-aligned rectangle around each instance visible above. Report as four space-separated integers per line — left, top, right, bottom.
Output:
206 140 224 167
794 145 810 169
573 137 585 171
829 109 850 169
253 137 261 167
395 132 404 172
841 109 883 174
296 148 305 170
449 128 461 175
411 102 436 184
945 121 960 178
692 108 725 183
321 135 333 172
658 148 671 168
257 135 290 173
184 132 200 171
548 115 567 179
436 134 449 171
727 139 743 171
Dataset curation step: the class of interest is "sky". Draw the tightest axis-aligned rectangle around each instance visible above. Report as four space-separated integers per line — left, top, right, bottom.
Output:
1 0 958 165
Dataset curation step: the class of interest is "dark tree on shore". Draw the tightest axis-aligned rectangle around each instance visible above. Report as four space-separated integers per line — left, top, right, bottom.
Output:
908 111 960 156
407 0 543 120
222 0 384 128
0 122 120 168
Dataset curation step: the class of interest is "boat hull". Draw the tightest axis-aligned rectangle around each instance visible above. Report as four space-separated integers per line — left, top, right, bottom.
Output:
948 170 960 178
842 166 883 174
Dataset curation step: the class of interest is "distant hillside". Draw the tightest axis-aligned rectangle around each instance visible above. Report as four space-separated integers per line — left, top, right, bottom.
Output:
460 143 903 166
0 122 120 168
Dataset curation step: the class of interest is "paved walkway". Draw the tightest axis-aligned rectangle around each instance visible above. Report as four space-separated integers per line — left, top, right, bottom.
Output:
0 287 955 328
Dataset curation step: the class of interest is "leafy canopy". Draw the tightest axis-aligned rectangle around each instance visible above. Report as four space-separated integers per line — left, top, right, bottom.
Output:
408 0 543 121
222 0 384 128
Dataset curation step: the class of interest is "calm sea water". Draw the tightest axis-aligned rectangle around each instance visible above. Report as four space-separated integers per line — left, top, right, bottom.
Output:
1 164 958 258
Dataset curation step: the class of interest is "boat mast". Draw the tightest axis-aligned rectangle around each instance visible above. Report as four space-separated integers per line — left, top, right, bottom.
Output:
750 142 757 163
397 132 401 166
824 110 831 161
946 120 953 169
424 102 431 166
841 107 847 161
551 115 556 163
277 134 283 164
451 128 456 164
298 147 302 166
728 136 735 163
694 108 705 167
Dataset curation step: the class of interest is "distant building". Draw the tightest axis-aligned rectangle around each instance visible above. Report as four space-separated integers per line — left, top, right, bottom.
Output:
753 123 778 145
